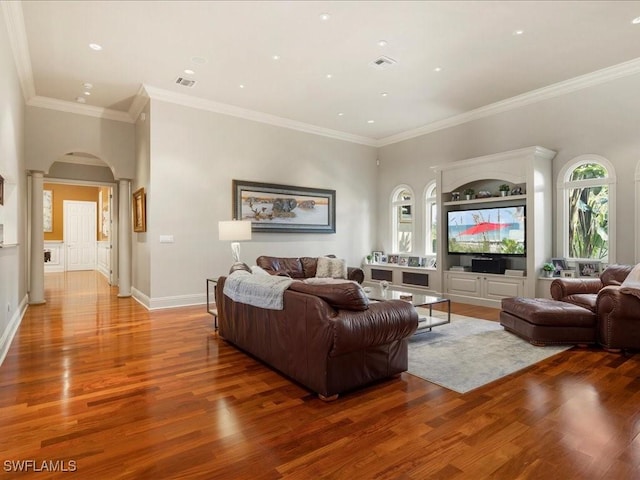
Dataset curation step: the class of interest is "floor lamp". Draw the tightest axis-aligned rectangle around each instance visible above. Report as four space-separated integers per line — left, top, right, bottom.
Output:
218 220 252 263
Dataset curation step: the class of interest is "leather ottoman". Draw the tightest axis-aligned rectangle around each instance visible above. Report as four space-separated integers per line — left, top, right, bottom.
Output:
500 297 597 346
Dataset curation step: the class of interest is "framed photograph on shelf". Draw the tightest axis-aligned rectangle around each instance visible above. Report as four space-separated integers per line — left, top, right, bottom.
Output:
561 270 576 278
398 256 409 266
387 254 399 264
408 256 421 267
550 257 568 277
577 261 600 277
372 251 383 264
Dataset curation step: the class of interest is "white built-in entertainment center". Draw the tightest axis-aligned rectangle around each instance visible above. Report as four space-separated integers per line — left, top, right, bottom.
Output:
436 146 556 307
364 146 556 308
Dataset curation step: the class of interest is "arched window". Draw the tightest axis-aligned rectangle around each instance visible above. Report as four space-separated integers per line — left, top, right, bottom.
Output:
558 155 616 262
391 186 413 253
424 182 437 255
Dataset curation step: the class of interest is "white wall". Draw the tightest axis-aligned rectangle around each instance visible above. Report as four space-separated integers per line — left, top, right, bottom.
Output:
144 99 378 307
0 5 28 363
25 106 135 179
377 72 640 266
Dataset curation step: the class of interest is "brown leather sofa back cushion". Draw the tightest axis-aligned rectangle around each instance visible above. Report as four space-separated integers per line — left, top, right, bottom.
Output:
600 264 633 287
256 255 306 278
289 281 369 311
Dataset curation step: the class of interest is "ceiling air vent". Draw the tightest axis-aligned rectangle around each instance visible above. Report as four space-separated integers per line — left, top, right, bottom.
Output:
175 77 197 88
369 56 397 70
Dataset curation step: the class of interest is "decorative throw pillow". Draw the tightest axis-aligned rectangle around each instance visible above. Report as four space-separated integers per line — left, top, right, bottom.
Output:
315 257 348 279
620 263 640 299
251 265 270 275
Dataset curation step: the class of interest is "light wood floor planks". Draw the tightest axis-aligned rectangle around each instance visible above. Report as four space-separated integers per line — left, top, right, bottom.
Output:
1 271 639 479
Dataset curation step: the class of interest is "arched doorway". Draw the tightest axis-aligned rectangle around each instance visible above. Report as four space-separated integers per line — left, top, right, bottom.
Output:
29 151 130 303
44 153 118 285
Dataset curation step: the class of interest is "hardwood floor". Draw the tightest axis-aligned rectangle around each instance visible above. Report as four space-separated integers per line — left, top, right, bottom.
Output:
1 271 639 479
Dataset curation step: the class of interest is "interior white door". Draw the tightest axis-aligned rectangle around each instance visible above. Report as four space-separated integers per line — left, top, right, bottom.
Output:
64 200 97 271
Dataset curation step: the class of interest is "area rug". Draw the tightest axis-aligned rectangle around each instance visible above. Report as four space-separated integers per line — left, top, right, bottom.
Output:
407 313 572 393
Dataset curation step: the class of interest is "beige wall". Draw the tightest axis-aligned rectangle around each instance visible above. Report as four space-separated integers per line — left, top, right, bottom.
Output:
25 106 135 179
143 99 378 305
133 102 151 298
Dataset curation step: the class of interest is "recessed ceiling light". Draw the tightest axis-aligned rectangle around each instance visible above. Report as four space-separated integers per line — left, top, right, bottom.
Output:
378 40 388 47
381 92 388 97
272 55 280 60
326 74 333 79
191 56 207 65
633 16 640 24
88 43 102 51
184 69 195 75
83 91 91 96
75 96 86 103
82 82 93 90
239 84 245 89
319 13 331 21
434 67 442 72
367 120 375 124
337 112 344 116
513 30 524 35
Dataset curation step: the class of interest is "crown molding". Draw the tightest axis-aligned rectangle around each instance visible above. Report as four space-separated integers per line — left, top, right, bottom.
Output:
27 96 134 123
1 0 35 101
143 85 378 147
377 56 640 147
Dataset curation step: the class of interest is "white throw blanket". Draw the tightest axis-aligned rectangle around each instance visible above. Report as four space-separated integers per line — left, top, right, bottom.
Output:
223 270 294 310
620 263 640 300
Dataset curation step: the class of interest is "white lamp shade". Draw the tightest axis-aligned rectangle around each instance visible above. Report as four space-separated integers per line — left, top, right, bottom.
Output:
218 220 252 241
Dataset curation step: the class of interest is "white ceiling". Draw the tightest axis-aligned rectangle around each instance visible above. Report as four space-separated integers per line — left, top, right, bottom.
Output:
7 1 640 146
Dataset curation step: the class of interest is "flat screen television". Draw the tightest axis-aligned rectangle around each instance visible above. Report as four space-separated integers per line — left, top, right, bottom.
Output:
447 205 526 256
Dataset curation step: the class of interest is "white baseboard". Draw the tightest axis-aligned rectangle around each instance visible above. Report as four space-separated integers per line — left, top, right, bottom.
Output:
131 288 207 311
0 294 29 366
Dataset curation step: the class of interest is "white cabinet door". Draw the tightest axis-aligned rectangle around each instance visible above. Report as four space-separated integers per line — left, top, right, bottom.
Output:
446 273 481 297
483 276 524 300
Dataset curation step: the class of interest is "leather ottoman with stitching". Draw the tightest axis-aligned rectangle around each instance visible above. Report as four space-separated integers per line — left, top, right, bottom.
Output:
500 297 597 346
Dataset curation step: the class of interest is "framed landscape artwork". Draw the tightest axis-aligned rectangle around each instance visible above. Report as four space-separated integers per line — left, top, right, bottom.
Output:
132 187 146 233
233 180 336 233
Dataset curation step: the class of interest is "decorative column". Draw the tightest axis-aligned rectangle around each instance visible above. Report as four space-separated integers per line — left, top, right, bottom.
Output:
118 179 132 297
29 171 45 305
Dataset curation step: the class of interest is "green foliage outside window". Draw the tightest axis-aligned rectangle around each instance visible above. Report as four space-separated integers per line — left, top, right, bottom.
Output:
568 163 608 260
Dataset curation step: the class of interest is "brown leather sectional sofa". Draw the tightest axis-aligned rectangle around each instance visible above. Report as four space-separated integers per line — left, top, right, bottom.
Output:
216 257 418 400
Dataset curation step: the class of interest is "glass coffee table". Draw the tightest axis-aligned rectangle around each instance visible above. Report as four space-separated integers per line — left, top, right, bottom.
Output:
365 285 451 333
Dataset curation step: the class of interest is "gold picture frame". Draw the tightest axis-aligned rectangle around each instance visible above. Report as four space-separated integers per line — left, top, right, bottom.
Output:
133 187 146 233
0 175 4 205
